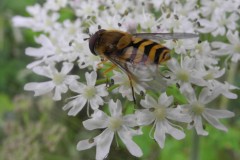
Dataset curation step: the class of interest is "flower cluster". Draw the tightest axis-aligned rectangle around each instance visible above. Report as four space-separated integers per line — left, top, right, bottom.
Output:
13 0 239 159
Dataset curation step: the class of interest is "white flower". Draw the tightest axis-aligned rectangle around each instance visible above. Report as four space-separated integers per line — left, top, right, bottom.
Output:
24 62 78 101
12 4 42 29
200 0 236 18
77 100 143 160
150 0 171 7
44 0 68 11
63 71 108 116
138 93 190 148
212 30 240 62
165 38 198 54
172 0 199 20
191 41 218 67
198 12 239 36
167 57 206 92
159 13 195 33
78 53 102 71
75 33 102 71
111 70 146 101
181 87 235 136
72 0 99 18
95 12 124 30
25 32 76 68
203 67 225 81
208 81 238 99
12 4 60 32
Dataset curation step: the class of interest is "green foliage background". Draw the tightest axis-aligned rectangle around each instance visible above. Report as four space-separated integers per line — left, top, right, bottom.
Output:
0 0 239 160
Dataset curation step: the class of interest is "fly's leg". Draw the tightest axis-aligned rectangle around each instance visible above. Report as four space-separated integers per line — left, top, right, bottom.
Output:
103 64 116 75
127 74 136 104
124 64 136 104
97 57 108 69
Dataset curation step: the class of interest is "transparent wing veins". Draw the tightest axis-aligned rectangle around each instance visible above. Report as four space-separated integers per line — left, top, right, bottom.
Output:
133 32 199 41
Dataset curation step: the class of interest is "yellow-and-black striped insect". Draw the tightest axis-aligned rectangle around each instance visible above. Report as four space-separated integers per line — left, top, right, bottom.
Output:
88 29 198 103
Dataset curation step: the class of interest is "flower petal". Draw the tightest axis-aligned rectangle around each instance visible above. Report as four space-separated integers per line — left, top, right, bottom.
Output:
194 116 208 136
154 122 166 148
69 82 85 93
96 84 108 96
109 99 122 117
83 113 108 130
123 114 138 127
32 66 53 78
181 86 197 103
77 139 95 151
95 129 114 160
86 71 97 86
167 108 191 123
199 88 218 104
164 120 185 140
89 97 102 110
167 58 180 73
204 108 235 118
140 94 157 109
63 96 87 116
227 30 239 45
202 112 229 132
118 129 143 157
61 62 73 74
158 92 173 107
24 81 55 96
136 110 155 125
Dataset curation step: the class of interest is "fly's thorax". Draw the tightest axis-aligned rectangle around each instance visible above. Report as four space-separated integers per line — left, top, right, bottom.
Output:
93 30 132 56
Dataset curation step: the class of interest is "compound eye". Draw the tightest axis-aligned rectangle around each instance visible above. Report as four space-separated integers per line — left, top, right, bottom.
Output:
89 29 105 55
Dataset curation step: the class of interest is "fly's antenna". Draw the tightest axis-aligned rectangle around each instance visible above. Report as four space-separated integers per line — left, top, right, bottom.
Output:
69 40 74 46
83 37 90 41
83 28 92 41
83 32 91 41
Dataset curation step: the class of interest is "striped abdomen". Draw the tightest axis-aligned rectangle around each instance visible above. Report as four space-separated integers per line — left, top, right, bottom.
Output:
119 37 170 65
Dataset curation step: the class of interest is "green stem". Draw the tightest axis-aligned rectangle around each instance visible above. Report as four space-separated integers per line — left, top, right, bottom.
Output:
219 62 238 109
190 130 200 160
95 78 108 85
107 84 119 92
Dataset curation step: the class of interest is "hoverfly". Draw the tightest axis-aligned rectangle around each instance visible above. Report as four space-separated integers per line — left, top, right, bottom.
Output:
88 29 198 103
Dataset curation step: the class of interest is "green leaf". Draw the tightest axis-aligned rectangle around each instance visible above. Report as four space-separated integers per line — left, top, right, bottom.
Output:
166 85 187 104
0 93 14 114
133 126 156 158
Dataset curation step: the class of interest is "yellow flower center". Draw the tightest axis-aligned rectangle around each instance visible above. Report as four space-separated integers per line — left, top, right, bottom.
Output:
83 86 96 99
153 107 166 121
177 69 189 82
234 44 240 53
108 117 123 131
53 73 65 85
204 72 214 80
192 102 205 115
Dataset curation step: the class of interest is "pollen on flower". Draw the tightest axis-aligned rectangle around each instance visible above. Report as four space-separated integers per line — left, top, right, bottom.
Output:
83 86 96 99
234 44 240 52
88 138 94 143
74 42 84 51
108 117 123 131
153 107 166 120
53 73 65 85
191 102 205 115
176 69 190 82
204 73 214 80
219 19 227 26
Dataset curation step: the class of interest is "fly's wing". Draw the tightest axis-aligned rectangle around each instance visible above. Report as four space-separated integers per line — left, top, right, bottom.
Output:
133 32 199 41
106 48 168 91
